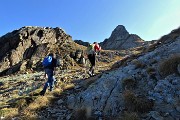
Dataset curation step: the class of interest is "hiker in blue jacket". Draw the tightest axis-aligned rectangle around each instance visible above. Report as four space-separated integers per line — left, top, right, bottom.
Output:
40 53 57 96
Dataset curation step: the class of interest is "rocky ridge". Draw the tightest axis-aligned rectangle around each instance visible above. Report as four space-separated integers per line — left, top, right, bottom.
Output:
0 26 86 76
74 40 90 47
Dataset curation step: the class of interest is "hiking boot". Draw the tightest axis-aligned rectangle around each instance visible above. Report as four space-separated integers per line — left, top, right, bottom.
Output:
49 87 53 92
39 90 45 96
88 71 92 77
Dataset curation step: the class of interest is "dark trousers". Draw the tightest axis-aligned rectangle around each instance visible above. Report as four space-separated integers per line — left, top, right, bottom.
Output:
42 69 55 92
88 54 96 74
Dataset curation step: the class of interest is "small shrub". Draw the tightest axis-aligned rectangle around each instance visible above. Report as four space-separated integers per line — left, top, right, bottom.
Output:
119 112 140 120
72 108 86 120
133 96 154 113
123 90 136 104
132 59 145 69
123 91 154 113
150 59 158 64
122 77 137 90
146 67 156 74
71 108 95 120
72 107 96 120
159 54 180 77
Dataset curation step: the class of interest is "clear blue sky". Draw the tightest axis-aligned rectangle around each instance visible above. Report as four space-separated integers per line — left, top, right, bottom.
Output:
1 0 180 43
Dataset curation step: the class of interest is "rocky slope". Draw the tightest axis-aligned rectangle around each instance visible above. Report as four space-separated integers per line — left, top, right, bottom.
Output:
100 25 150 50
67 27 180 119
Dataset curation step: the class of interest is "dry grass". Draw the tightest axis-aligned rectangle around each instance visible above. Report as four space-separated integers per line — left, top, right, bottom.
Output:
63 83 75 90
117 112 139 120
2 86 64 119
111 57 129 69
123 90 154 113
15 98 28 110
145 43 158 52
52 88 63 96
122 77 137 90
23 96 50 117
159 54 180 77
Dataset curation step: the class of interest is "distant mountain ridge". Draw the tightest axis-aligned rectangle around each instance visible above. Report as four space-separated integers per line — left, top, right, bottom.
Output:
74 40 90 47
100 25 148 50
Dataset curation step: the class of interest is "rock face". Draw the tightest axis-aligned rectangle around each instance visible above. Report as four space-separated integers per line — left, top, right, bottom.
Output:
67 27 180 119
100 25 148 50
0 26 81 76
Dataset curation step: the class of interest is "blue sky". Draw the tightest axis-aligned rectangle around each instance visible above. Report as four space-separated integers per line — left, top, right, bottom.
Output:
0 0 180 43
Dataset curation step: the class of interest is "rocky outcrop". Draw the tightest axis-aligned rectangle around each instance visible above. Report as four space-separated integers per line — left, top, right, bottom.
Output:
67 28 180 119
100 25 148 50
0 26 82 76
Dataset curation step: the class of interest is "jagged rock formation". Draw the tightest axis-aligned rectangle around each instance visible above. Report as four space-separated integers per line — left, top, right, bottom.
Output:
67 27 180 119
0 26 83 76
100 25 149 50
74 40 90 47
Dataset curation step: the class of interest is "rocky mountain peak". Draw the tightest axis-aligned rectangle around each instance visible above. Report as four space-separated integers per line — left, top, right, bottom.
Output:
113 25 128 33
100 25 147 50
110 25 129 40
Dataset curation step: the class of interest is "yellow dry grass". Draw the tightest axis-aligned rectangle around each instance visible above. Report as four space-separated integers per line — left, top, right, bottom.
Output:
121 112 139 120
23 96 50 116
0 108 18 119
159 54 180 77
123 90 154 113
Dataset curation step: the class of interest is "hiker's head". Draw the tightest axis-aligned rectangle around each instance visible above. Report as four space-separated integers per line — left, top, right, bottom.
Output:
93 42 97 44
48 53 54 57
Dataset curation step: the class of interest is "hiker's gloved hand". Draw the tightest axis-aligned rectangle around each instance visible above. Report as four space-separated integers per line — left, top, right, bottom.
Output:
53 71 56 75
44 74 47 78
95 52 98 56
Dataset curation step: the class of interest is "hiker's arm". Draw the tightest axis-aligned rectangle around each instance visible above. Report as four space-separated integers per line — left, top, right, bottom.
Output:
53 67 57 75
44 71 47 78
84 50 88 58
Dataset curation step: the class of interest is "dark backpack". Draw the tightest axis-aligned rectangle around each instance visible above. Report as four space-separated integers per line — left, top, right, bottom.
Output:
42 56 53 67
